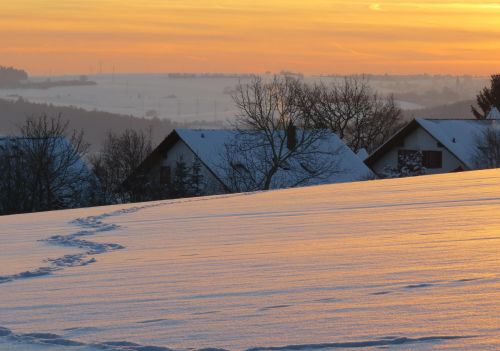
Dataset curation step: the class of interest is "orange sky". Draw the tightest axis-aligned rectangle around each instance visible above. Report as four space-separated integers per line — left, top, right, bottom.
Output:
2 0 500 76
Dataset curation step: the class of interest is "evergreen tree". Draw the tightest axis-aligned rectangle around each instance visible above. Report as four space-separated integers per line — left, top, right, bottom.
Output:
472 74 500 119
171 157 189 198
189 157 204 196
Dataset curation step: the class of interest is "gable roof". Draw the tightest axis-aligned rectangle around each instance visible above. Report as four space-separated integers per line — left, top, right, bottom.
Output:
122 129 230 191
364 120 420 167
365 119 499 169
178 128 373 187
125 128 373 190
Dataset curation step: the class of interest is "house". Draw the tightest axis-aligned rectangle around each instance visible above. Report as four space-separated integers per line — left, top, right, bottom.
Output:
123 128 374 198
365 118 500 177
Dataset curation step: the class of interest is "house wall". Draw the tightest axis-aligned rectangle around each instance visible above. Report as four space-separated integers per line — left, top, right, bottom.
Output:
159 140 225 195
370 127 465 176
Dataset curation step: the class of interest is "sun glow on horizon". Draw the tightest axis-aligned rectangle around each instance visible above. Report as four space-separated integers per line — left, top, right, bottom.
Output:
2 0 500 75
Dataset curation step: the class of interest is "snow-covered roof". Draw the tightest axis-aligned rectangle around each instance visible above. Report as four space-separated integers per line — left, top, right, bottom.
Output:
175 128 373 188
487 107 500 120
416 119 497 169
365 118 500 170
356 148 369 161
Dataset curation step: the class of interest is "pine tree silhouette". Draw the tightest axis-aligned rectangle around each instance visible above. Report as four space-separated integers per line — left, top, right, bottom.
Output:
189 157 203 196
472 74 500 119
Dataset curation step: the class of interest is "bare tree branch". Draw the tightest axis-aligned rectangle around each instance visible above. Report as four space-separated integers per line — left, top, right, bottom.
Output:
221 75 343 192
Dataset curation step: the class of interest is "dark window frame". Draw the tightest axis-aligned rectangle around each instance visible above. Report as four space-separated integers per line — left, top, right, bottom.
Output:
422 150 443 169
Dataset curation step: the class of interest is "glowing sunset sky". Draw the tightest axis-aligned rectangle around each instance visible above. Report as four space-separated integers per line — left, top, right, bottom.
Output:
2 0 500 75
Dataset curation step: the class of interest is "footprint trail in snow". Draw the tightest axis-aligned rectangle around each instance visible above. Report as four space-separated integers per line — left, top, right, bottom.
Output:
0 203 163 284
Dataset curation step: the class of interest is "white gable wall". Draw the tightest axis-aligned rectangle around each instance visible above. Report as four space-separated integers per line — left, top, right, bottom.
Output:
371 126 465 175
161 139 225 195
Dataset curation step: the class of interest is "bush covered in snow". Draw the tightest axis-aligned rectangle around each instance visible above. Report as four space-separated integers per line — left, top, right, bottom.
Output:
381 151 426 178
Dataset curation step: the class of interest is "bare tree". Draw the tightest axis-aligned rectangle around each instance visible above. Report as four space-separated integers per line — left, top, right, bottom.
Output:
220 75 342 192
310 77 403 153
474 127 500 168
0 115 92 215
90 128 153 202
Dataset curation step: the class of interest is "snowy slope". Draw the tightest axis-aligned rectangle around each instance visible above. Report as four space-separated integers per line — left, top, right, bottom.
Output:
2 170 500 350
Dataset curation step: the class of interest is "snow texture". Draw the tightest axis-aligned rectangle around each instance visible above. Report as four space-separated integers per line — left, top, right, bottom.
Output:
0 204 162 284
0 325 474 351
2 169 500 350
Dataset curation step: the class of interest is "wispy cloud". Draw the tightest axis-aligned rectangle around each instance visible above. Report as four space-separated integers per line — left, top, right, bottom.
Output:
2 0 500 74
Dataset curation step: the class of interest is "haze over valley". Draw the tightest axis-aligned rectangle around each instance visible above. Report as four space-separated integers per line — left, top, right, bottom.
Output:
0 70 489 150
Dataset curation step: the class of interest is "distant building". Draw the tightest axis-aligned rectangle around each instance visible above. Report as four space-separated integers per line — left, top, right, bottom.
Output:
123 128 373 198
365 118 500 177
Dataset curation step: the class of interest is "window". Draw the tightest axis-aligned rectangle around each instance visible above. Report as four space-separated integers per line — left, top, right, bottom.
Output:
422 151 442 169
160 166 171 184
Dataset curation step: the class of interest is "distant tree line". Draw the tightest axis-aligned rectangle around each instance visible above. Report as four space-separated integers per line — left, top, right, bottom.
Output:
0 97 222 152
0 65 96 89
0 66 28 86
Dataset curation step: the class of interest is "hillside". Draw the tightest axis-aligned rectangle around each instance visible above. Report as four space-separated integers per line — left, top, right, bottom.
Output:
1 169 500 350
0 98 222 151
403 99 476 120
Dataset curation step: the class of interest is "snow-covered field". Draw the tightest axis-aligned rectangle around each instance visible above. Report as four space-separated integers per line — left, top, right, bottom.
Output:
0 74 424 124
0 75 247 123
2 170 500 350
